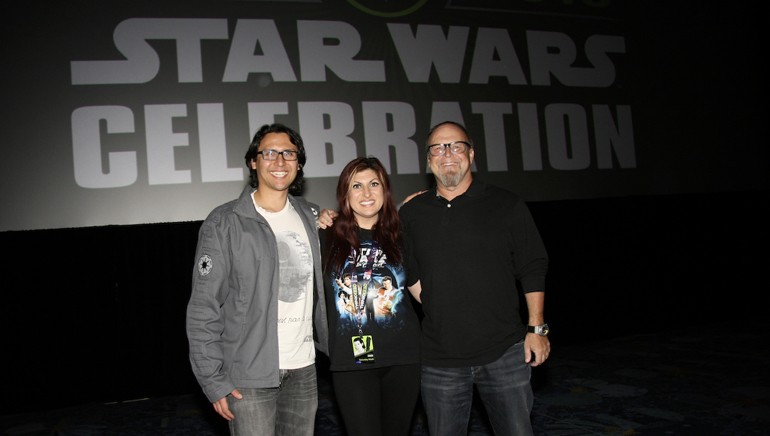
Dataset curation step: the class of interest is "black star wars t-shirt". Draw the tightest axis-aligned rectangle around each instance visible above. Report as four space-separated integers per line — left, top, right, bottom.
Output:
321 228 420 370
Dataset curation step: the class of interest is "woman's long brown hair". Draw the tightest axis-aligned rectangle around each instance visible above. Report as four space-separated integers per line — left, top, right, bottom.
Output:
323 156 402 274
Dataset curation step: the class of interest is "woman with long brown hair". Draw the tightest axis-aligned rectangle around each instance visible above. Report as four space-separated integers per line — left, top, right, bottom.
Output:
320 156 421 436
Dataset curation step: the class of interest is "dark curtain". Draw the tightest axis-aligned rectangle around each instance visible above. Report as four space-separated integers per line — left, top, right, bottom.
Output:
2 190 767 414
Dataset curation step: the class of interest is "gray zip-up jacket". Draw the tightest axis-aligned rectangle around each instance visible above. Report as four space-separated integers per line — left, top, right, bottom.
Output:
186 185 329 403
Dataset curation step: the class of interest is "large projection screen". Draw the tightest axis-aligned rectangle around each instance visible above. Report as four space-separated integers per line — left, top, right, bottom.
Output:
2 1 765 231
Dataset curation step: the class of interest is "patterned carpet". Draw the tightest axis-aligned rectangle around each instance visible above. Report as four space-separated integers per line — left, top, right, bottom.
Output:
2 321 768 435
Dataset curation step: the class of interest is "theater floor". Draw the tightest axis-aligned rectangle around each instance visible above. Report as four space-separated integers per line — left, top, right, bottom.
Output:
2 320 768 435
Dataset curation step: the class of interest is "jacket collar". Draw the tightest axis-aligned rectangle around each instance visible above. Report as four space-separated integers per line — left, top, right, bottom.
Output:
232 184 319 224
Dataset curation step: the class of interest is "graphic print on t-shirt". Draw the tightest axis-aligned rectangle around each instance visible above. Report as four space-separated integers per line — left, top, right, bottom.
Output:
331 239 408 331
275 230 313 303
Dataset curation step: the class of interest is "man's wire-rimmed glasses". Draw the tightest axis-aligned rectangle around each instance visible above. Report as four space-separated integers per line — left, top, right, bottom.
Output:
426 141 471 156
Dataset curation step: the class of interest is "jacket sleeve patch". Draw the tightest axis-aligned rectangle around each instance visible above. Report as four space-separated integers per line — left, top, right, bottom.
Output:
197 254 213 276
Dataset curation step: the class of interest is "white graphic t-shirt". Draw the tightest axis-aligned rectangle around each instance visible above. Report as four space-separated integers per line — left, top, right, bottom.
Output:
255 198 315 369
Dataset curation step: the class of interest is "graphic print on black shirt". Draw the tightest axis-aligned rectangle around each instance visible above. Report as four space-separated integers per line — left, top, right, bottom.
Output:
322 228 420 371
331 238 410 334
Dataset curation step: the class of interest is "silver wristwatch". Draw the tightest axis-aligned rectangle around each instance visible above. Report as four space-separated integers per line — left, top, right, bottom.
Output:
527 323 550 336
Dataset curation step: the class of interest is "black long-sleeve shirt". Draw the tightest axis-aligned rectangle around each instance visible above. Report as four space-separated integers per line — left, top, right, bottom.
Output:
400 179 548 366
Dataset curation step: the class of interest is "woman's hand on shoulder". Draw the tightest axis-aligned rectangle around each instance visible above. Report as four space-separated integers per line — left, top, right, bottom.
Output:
317 209 338 229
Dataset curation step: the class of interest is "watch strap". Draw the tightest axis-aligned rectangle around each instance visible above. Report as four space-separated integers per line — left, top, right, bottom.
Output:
527 323 549 336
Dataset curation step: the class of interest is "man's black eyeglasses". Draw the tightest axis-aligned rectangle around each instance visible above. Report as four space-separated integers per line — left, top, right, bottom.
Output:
256 149 299 161
426 141 471 156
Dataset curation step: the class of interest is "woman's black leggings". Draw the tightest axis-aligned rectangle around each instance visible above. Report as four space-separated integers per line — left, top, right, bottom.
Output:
331 364 421 436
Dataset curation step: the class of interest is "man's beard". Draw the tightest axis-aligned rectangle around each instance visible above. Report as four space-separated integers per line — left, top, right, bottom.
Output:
435 168 464 188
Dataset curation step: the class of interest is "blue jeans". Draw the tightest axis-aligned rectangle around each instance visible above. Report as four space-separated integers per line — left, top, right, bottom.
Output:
227 364 318 436
421 341 533 436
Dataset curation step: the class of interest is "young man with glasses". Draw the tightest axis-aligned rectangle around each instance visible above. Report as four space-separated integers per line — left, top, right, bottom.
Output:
186 123 329 436
400 120 550 435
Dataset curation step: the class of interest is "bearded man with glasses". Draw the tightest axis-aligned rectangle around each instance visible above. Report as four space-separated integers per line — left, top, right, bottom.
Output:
400 120 551 436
